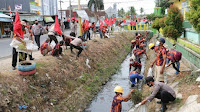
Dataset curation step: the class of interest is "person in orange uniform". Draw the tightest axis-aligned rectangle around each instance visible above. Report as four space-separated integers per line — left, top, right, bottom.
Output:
166 50 182 74
110 86 134 112
151 38 167 82
52 41 64 57
149 43 159 53
40 38 52 56
129 58 142 72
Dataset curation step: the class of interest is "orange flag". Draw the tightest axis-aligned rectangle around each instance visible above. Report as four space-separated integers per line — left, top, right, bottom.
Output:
54 16 62 35
14 11 23 39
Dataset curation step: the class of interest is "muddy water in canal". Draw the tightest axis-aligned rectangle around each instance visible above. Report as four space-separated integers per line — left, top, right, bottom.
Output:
84 55 133 112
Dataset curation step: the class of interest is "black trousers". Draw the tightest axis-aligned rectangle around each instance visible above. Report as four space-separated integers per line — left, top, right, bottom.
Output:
70 32 76 37
136 45 139 49
34 35 41 48
70 44 83 57
155 90 176 103
12 48 27 67
52 48 62 56
49 35 58 44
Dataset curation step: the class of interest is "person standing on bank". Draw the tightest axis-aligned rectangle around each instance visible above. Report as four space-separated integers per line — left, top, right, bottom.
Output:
151 38 167 83
31 20 43 50
12 11 26 70
70 18 77 37
140 76 176 112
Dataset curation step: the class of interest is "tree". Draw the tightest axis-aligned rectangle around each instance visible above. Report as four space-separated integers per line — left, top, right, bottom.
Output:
152 18 161 32
159 17 166 29
186 0 200 33
130 6 136 19
155 0 173 15
163 5 184 40
88 0 104 20
140 7 144 15
118 8 125 18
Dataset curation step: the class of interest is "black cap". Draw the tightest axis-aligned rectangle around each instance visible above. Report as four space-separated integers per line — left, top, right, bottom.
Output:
145 76 154 84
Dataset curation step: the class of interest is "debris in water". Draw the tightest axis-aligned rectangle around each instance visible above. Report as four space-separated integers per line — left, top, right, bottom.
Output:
100 97 104 100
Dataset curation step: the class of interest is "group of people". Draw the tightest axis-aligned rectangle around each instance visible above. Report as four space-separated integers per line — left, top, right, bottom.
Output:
81 20 115 40
11 18 88 70
12 20 43 70
110 32 182 112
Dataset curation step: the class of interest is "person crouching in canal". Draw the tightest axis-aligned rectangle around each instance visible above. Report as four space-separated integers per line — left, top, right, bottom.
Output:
129 71 143 87
110 86 134 112
140 76 176 112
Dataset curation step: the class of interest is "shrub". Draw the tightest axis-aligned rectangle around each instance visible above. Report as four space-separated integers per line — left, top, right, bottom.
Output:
163 5 184 40
159 17 166 29
152 18 160 32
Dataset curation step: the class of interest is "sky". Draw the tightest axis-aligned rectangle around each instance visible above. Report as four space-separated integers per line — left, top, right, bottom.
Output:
58 0 156 14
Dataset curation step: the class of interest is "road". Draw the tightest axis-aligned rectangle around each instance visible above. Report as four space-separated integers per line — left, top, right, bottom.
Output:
0 29 71 59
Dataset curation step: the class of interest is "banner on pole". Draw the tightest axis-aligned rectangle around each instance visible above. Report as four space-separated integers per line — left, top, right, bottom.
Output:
76 10 89 20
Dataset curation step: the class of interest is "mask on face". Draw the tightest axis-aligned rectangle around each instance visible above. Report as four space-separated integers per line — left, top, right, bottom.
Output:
35 23 38 25
155 41 160 46
130 61 133 63
147 83 153 87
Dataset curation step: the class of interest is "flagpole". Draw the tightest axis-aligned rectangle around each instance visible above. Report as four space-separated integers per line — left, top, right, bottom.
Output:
78 0 82 36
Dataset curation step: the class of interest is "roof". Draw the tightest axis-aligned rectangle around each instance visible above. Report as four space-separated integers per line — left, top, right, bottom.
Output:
0 13 11 18
0 13 11 22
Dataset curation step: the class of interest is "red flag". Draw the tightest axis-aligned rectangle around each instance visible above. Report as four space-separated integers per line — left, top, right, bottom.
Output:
111 17 116 25
134 15 136 18
54 16 62 35
126 16 129 19
14 11 23 39
84 20 89 30
71 17 75 21
99 19 103 28
122 18 126 23
104 18 109 25
109 18 112 25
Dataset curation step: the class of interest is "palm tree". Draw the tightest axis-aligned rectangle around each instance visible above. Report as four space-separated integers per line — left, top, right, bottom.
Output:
140 7 144 16
130 6 136 19
88 0 104 20
118 8 125 18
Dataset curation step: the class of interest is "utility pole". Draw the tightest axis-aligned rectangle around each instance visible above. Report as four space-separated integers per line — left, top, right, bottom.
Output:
59 0 64 21
78 0 82 36
69 0 72 19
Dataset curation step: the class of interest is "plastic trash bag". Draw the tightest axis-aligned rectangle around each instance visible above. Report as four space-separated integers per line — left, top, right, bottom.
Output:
56 36 63 42
147 67 153 77
86 58 91 68
10 38 38 51
128 103 148 112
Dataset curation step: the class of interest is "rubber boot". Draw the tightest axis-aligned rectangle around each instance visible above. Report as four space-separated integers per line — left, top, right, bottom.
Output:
160 102 167 112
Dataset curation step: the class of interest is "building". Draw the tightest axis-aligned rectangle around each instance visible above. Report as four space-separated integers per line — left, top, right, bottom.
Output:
105 4 118 18
0 0 36 13
169 0 200 45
